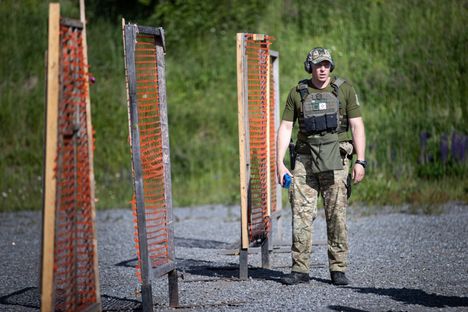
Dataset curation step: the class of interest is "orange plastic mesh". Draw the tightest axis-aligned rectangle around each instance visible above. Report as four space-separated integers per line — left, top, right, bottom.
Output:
52 22 98 311
269 56 278 214
129 33 171 282
244 34 273 242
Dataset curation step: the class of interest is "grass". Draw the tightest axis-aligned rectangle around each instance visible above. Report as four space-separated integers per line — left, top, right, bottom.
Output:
0 0 466 212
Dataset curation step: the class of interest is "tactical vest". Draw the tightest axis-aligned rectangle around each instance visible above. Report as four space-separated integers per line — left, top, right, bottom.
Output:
297 77 348 136
295 77 348 173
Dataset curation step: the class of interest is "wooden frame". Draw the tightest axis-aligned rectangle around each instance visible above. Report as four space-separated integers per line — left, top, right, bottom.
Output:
237 33 280 279
122 20 178 311
41 2 101 311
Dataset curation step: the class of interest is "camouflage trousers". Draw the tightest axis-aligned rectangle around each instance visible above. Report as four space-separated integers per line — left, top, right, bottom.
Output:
289 141 353 273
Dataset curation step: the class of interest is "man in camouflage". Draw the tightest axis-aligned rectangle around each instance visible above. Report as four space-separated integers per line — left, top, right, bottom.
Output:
277 47 366 285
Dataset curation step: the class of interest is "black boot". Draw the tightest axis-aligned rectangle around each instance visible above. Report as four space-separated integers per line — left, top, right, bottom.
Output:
280 272 310 285
330 271 349 285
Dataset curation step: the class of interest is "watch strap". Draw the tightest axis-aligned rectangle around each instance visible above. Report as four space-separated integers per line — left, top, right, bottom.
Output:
355 159 367 168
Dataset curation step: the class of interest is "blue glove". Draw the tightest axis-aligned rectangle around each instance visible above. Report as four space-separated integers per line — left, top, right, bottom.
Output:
282 174 292 189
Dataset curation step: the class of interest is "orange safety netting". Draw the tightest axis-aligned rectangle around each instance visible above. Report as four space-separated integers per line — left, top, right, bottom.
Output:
244 34 273 242
130 33 171 283
53 23 97 311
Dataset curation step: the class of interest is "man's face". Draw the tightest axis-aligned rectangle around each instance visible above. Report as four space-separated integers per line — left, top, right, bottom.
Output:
311 61 332 82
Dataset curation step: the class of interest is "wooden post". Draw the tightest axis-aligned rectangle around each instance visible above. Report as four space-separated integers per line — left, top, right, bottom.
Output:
239 249 248 280
262 37 272 269
41 4 60 312
270 50 283 247
237 33 249 279
261 235 270 269
262 36 275 269
270 50 281 213
124 24 154 312
265 40 271 220
155 27 179 308
79 1 102 309
168 269 179 308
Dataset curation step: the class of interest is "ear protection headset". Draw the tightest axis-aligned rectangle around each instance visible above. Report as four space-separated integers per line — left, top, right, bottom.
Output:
303 52 314 74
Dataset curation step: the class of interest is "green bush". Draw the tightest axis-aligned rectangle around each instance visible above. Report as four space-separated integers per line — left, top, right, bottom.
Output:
1 0 466 211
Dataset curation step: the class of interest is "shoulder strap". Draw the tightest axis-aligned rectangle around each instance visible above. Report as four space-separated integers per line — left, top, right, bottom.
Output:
296 79 309 102
330 76 350 133
330 76 345 98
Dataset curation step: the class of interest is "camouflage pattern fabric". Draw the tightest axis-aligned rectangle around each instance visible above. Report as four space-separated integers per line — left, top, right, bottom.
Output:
308 47 333 65
289 141 353 273
304 47 335 73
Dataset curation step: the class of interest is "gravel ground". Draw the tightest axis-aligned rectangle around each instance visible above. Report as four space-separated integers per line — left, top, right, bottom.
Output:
1 203 467 311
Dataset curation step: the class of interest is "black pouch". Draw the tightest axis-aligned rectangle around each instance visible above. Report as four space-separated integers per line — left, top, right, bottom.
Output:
314 115 327 132
326 113 338 130
303 116 316 133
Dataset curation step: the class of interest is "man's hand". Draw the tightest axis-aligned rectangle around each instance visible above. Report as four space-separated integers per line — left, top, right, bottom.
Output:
277 162 292 185
352 163 365 183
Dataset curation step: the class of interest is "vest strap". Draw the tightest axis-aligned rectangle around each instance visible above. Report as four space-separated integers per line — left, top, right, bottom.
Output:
297 81 309 102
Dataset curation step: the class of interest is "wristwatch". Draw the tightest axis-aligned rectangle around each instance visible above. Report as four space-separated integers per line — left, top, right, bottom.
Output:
355 159 367 169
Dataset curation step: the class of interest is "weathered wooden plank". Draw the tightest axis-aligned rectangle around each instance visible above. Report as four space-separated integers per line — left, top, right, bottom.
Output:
155 29 175 265
270 50 283 245
155 27 179 307
124 23 154 312
266 39 271 219
168 269 179 308
237 33 249 250
41 4 60 312
80 1 101 309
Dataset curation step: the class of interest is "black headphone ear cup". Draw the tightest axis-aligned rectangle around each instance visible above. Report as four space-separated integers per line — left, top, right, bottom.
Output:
304 60 312 73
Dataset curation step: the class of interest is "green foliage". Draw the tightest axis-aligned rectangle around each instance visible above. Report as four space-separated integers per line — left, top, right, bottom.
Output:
352 173 468 214
0 0 466 211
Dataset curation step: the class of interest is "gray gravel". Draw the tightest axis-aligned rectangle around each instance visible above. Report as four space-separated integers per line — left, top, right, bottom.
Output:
1 203 467 311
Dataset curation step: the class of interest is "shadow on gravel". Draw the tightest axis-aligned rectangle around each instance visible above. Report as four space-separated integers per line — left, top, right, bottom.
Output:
311 277 333 285
350 287 468 308
116 257 317 284
179 258 288 283
115 257 139 267
327 306 369 312
101 294 142 311
0 287 146 311
0 287 39 310
174 236 234 249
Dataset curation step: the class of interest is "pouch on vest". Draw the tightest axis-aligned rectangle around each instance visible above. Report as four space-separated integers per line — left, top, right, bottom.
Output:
300 91 340 135
306 133 343 173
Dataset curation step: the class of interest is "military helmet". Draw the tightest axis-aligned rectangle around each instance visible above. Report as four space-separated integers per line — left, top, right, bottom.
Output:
304 47 335 73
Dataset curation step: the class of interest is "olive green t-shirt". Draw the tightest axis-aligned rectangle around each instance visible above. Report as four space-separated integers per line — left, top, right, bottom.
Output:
282 77 362 142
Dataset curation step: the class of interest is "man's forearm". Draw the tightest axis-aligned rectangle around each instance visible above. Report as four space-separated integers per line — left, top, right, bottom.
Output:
350 117 366 160
277 121 293 166
353 129 365 160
